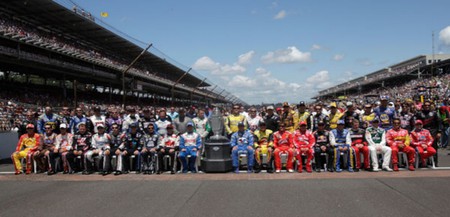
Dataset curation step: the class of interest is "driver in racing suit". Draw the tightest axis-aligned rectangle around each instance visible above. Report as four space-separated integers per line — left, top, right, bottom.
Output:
349 119 370 172
313 121 334 172
178 122 202 173
410 120 436 167
11 124 40 175
158 124 179 174
293 121 315 173
273 123 294 173
330 120 354 172
89 124 112 175
386 118 415 171
141 123 159 174
231 122 254 173
365 119 393 172
253 122 274 173
72 122 93 174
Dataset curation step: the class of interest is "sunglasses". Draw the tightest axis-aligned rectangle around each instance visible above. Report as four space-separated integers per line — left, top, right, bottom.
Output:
112 127 118 129
45 127 52 130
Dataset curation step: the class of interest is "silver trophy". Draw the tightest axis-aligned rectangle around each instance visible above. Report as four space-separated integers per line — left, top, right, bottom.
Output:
208 107 226 140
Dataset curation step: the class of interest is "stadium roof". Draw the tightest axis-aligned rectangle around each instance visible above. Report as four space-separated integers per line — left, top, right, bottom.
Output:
0 0 209 88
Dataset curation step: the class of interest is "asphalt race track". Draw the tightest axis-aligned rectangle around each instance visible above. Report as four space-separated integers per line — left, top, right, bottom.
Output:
1 151 450 217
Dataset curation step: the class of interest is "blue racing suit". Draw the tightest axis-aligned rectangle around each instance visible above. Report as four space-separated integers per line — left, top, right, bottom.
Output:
330 129 354 171
231 130 254 168
178 132 202 172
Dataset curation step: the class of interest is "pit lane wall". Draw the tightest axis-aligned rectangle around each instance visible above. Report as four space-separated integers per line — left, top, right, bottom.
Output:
0 132 18 160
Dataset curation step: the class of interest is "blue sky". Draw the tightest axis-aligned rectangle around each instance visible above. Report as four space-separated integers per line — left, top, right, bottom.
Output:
59 0 450 105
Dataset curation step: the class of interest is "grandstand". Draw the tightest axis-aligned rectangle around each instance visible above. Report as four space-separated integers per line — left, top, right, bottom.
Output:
316 54 450 100
0 0 247 107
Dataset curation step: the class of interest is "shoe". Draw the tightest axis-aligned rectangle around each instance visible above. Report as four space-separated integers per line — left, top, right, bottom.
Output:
393 164 399 172
297 168 303 173
234 168 240 174
364 168 372 172
15 171 22 175
123 171 129 174
315 167 321 173
348 168 354 172
247 169 253 173
306 166 312 173
82 171 89 175
102 171 108 176
182 170 188 174
275 169 281 173
354 168 359 172
408 165 415 171
335 168 342 173
136 171 141 174
267 168 274 174
170 170 175 175
327 168 334 172
47 171 55 176
25 171 31 175
254 164 262 173
382 167 393 172
143 170 148 175
63 171 69 174
69 171 75 174
288 169 294 173
191 170 197 174
372 168 380 172
114 171 122 176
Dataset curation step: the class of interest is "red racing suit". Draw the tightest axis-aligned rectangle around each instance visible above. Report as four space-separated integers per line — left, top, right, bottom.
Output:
273 130 294 170
350 128 370 169
410 129 436 163
386 128 415 166
292 129 315 172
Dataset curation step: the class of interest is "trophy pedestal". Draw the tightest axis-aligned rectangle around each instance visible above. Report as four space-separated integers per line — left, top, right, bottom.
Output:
201 137 233 173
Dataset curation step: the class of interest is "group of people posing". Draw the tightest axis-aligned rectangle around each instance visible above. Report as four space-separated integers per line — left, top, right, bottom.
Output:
10 94 445 175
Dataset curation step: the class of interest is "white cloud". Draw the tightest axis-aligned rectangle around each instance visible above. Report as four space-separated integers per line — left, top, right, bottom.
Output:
192 56 219 71
333 54 344 61
193 52 251 75
274 10 286 20
228 75 257 88
237 50 255 65
439 26 450 46
311 44 322 50
261 46 312 64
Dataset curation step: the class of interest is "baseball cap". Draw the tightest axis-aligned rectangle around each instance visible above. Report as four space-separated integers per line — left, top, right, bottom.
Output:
282 102 289 107
329 102 337 108
97 123 105 129
415 120 423 125
60 123 68 129
380 95 389 101
26 123 34 129
76 122 86 128
93 106 101 111
346 102 353 107
237 121 245 127
129 123 138 128
299 121 307 126
337 120 345 125
298 101 306 106
266 105 274 110
187 122 194 127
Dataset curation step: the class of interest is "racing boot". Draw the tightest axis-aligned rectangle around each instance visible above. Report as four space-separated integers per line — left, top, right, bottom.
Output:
393 164 399 172
254 163 262 173
408 164 415 171
306 165 312 173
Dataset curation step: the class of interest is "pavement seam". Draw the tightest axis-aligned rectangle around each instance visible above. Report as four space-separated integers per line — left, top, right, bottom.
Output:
172 181 203 217
375 178 441 217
